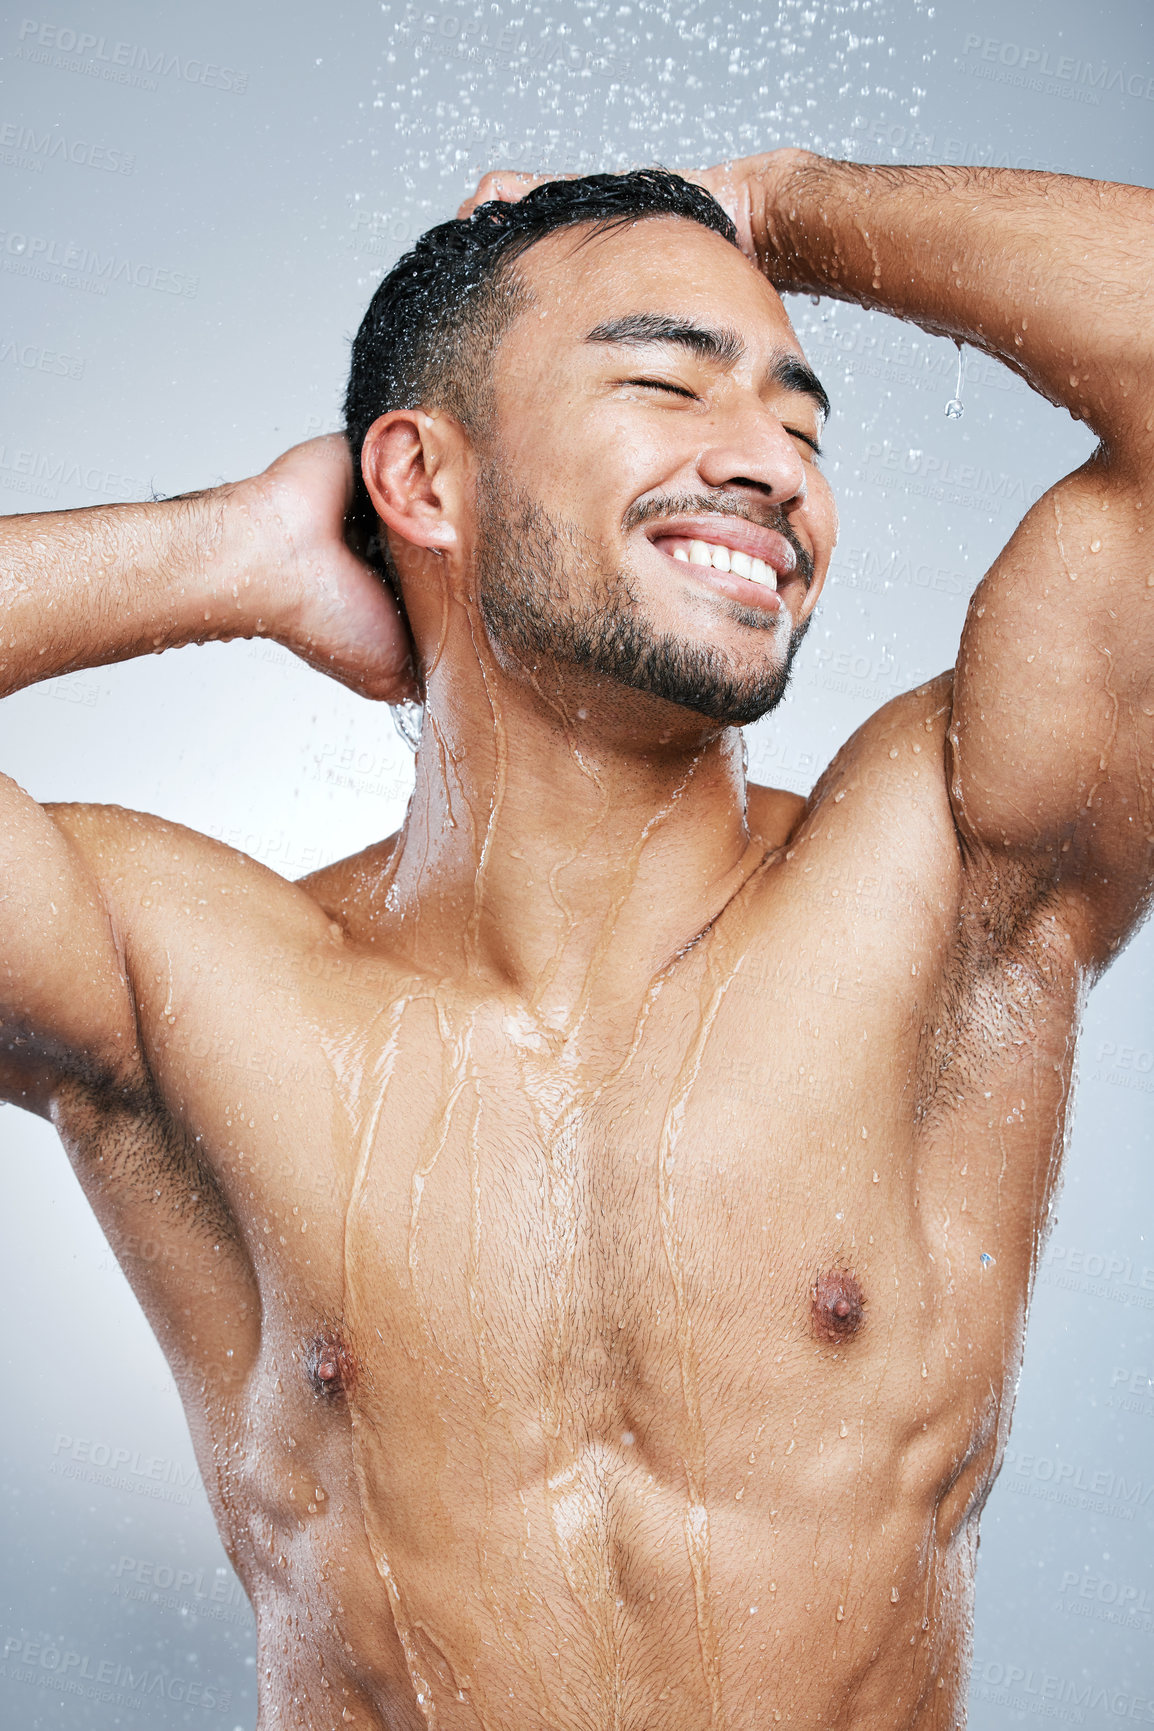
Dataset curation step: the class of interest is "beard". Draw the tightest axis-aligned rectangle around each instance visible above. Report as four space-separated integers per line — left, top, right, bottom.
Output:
474 466 813 728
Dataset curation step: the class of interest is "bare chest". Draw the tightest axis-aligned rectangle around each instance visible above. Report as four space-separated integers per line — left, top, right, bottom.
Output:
297 932 1057 1461
136 850 1078 1456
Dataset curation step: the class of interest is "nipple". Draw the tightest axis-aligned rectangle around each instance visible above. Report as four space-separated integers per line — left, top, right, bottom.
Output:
307 1333 356 1399
811 1268 865 1344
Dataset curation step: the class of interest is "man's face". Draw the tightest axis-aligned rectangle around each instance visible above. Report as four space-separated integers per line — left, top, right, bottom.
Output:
469 215 837 728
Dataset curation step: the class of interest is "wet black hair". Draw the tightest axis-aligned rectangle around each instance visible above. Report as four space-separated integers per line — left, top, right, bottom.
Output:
342 169 739 583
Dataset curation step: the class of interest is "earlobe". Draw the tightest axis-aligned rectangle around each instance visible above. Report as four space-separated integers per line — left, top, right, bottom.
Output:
361 409 460 558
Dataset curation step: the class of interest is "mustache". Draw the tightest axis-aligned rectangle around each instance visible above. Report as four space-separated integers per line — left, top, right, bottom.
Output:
621 492 815 587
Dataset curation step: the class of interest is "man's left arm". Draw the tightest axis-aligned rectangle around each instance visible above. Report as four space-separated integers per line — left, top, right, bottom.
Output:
730 153 1154 966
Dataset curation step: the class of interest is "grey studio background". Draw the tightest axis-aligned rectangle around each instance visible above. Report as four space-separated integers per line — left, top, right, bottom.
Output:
0 0 1151 1725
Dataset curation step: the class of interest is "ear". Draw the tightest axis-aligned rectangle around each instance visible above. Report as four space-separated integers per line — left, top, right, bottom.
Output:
360 408 467 561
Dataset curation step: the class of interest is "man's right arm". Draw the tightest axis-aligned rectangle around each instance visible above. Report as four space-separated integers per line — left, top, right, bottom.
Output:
0 435 413 1115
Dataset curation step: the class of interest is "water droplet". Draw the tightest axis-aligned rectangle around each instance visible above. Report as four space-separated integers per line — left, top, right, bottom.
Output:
944 341 966 419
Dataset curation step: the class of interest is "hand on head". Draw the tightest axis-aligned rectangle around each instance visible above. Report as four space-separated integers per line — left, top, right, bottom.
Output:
241 434 420 705
456 169 557 219
456 161 763 263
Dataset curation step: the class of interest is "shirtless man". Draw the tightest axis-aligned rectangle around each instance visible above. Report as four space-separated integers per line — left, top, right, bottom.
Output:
1 153 1150 1730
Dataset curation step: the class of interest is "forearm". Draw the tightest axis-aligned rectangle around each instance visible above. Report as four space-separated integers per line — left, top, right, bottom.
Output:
0 485 277 698
755 153 1154 451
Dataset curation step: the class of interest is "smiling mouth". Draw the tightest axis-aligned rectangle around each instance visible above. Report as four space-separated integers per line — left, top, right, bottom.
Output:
642 510 805 613
623 494 814 615
654 534 781 588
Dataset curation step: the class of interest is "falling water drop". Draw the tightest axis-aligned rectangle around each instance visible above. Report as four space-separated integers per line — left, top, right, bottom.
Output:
944 342 965 420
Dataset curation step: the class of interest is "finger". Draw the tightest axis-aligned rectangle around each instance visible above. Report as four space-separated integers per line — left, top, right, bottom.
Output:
684 166 758 262
456 170 550 220
284 545 422 703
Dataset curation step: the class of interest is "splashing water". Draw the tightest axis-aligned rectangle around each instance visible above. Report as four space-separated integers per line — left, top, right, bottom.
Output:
392 699 425 752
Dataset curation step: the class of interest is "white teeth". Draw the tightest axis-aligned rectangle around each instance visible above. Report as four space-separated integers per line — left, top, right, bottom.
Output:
675 538 778 591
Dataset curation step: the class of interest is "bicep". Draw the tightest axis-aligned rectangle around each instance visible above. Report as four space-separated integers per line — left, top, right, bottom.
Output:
948 450 1154 960
0 785 142 1115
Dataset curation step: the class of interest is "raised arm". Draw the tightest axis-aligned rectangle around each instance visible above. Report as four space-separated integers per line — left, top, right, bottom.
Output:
0 435 413 700
0 435 413 1114
727 153 1154 966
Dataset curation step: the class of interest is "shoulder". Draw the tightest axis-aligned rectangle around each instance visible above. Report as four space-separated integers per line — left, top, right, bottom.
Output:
294 833 403 942
745 782 807 850
749 672 956 845
42 804 365 1113
45 802 344 954
810 670 955 807
752 674 965 944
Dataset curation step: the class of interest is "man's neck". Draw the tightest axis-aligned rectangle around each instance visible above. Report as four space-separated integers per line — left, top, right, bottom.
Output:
381 662 765 1029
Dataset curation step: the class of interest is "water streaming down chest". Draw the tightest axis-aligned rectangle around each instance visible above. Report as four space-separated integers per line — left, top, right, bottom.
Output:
325 929 917 1731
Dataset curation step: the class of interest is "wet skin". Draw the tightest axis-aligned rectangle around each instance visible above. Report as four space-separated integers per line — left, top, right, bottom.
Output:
43 726 1063 1731
2 158 1153 1730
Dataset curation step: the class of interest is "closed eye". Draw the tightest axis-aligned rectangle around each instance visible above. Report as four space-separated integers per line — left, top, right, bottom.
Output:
621 378 822 453
620 376 698 400
787 427 823 457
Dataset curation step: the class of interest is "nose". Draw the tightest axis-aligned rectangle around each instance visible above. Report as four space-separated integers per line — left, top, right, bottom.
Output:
694 403 808 509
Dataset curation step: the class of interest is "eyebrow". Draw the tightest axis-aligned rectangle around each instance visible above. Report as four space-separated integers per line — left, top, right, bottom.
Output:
584 313 831 423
